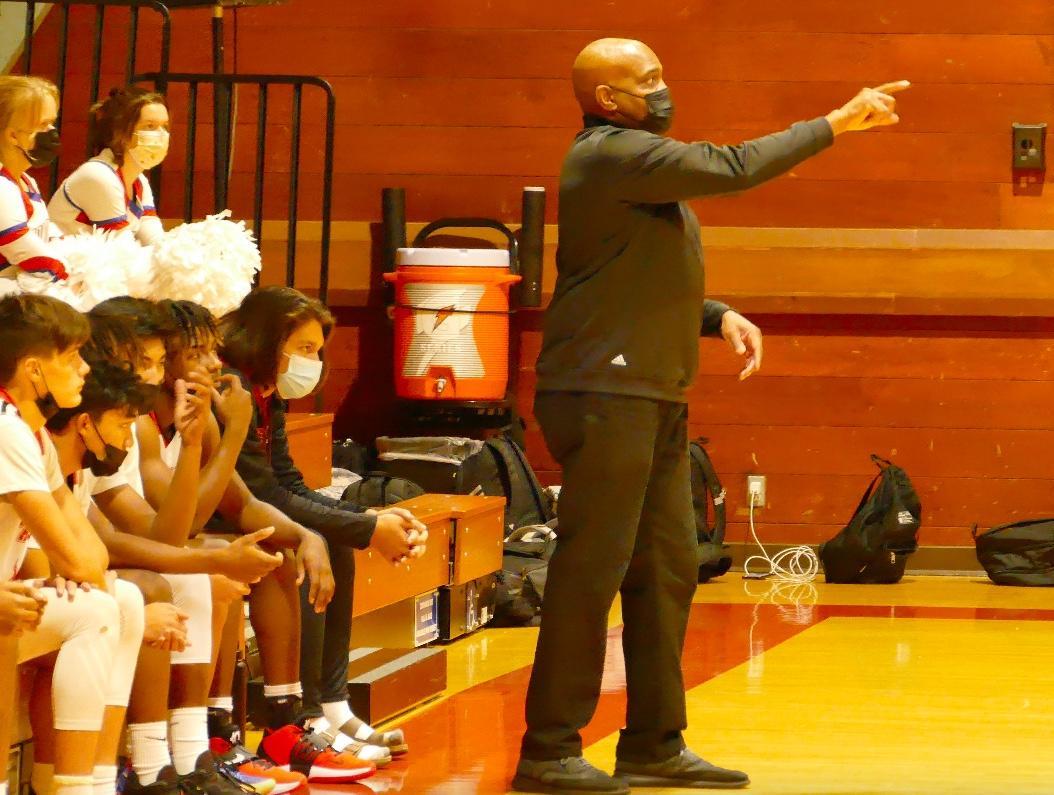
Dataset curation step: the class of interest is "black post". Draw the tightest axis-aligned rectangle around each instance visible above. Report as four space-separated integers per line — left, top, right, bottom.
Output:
50 4 71 196
285 84 303 289
518 186 545 308
212 4 230 212
381 187 406 273
319 84 336 306
183 81 199 223
21 0 35 74
252 83 268 286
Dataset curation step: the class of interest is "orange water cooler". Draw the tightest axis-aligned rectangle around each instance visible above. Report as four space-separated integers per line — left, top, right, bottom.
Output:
381 193 545 415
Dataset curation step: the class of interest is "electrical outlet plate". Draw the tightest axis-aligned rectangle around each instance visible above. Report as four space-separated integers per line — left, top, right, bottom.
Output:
1012 123 1047 170
747 475 767 508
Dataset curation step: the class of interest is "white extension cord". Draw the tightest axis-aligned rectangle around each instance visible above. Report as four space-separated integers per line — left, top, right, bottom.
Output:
742 490 819 583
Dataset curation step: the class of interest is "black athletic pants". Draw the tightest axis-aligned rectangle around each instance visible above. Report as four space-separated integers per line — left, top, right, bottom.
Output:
521 391 698 764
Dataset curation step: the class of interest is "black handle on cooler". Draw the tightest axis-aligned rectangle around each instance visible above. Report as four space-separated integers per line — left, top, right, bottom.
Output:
411 218 520 276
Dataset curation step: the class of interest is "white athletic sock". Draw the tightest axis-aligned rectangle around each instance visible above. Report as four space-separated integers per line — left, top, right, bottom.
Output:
207 697 234 713
0 780 8 795
53 774 94 795
321 700 353 731
304 715 329 733
92 765 118 795
169 707 209 775
128 721 172 785
262 683 302 699
32 762 55 795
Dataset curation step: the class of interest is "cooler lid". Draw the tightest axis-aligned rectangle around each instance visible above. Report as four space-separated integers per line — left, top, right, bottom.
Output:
396 247 510 268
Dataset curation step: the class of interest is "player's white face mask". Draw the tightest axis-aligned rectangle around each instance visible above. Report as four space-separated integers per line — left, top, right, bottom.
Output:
277 352 323 400
128 128 170 170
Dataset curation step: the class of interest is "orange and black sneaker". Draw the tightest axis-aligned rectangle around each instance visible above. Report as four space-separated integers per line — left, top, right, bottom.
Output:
210 739 306 795
258 724 375 784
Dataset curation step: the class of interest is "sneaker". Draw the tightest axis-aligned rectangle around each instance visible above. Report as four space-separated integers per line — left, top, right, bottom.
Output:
123 767 182 795
259 724 375 783
334 715 409 756
613 748 750 789
320 732 392 769
219 767 275 795
512 757 629 794
211 741 307 795
177 751 256 795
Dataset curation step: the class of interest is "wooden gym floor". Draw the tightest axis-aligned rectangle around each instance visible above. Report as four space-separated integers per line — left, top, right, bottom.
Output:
287 576 1054 794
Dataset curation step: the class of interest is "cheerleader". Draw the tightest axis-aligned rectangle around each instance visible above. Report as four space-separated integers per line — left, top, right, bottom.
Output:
0 76 66 286
49 86 167 245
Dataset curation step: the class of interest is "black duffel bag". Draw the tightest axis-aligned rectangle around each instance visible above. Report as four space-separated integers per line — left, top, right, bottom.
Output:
341 471 425 508
974 519 1054 586
492 523 557 627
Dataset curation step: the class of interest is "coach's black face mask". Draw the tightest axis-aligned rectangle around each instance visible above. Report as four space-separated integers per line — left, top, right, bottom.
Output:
610 86 675 135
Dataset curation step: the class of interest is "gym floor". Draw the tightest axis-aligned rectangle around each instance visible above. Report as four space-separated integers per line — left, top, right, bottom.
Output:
296 577 1054 794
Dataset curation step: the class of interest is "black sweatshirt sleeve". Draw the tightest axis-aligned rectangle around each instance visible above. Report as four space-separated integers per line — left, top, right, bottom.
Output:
606 118 834 204
230 384 377 549
701 299 731 337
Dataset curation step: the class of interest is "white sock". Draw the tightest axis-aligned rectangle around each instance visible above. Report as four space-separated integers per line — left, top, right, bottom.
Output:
53 775 94 795
92 765 118 795
262 683 302 699
169 707 209 775
1 780 9 795
321 700 353 731
32 762 55 795
304 715 329 733
207 697 234 712
128 721 172 785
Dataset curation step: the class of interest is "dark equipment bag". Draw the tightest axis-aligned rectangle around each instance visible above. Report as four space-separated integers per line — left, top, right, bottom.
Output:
380 432 552 535
332 438 370 476
492 523 557 627
341 471 425 508
973 519 1054 586
819 455 921 584
689 438 732 583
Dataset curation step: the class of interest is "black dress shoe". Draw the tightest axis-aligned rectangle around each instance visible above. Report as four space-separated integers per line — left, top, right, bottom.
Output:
512 757 630 794
614 748 750 789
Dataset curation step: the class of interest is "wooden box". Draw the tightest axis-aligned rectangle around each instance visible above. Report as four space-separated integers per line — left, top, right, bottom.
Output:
346 646 447 725
394 494 505 586
352 511 451 617
285 412 334 490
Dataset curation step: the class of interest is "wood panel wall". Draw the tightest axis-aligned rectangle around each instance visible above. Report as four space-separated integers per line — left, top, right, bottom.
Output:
25 1 1054 552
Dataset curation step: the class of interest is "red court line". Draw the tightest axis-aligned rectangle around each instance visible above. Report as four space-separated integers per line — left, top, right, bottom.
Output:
324 602 1054 794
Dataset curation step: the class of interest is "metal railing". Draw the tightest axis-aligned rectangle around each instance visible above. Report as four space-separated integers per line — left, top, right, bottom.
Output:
8 3 334 301
10 0 172 194
136 71 336 303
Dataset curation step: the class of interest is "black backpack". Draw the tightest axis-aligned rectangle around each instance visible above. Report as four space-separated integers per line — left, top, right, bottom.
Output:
974 519 1054 586
492 522 557 627
341 472 425 508
819 455 921 584
689 439 731 583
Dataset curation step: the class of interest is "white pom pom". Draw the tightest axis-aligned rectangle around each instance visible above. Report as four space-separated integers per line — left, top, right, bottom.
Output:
15 269 85 309
49 229 152 310
149 210 262 317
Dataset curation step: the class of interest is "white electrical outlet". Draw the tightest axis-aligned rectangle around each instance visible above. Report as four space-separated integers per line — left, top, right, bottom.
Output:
747 475 767 508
